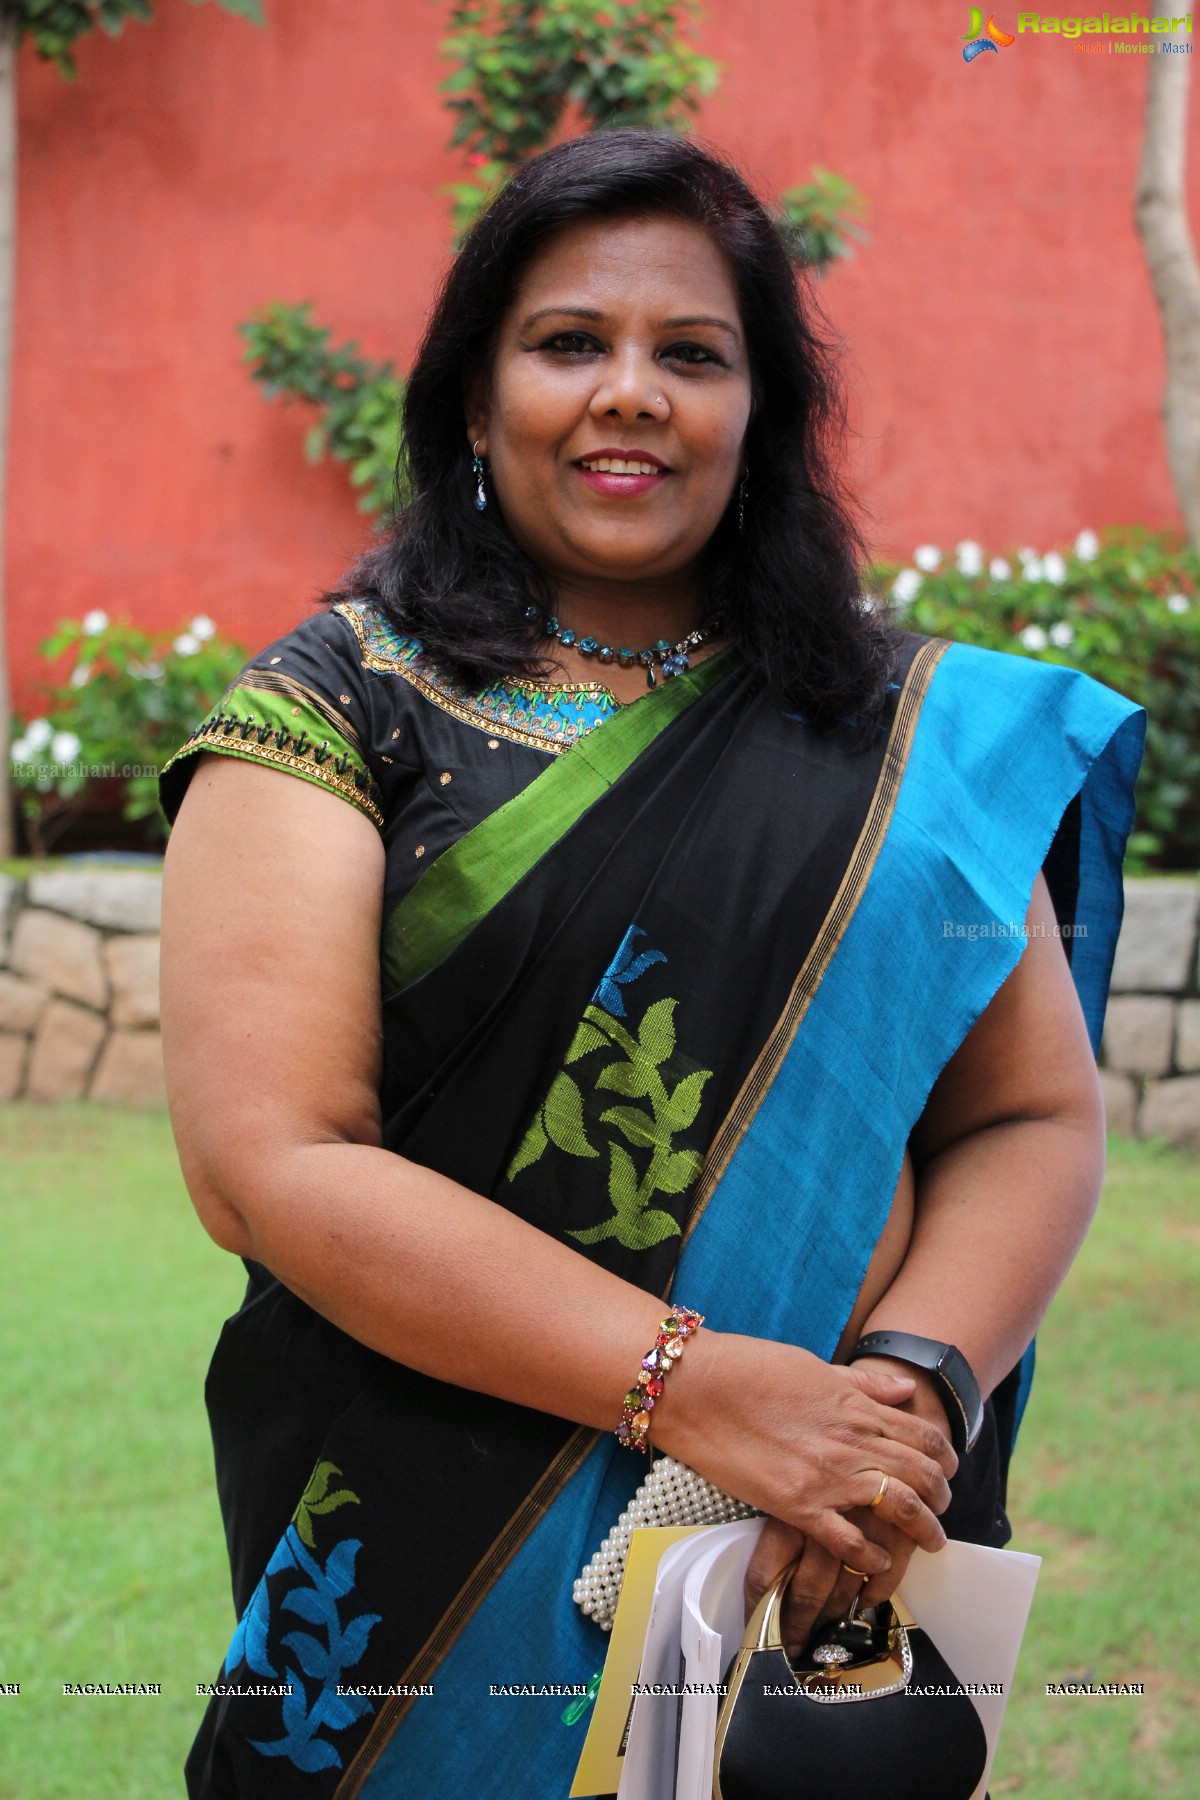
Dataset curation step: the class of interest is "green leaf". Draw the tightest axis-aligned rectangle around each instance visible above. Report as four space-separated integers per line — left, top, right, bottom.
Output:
598 1103 660 1151
212 0 267 22
507 1114 548 1180
568 1217 618 1246
542 1071 598 1158
594 1058 654 1098
616 1206 683 1250
300 1461 341 1507
564 1020 608 1064
658 1068 709 1133
307 1489 359 1515
570 1141 683 1250
636 996 677 1067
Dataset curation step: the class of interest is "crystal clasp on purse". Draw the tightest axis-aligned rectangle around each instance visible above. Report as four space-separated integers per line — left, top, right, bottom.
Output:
718 1561 915 1716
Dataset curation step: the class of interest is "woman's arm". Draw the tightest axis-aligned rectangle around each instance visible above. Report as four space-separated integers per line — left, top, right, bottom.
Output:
863 869 1105 1386
746 870 1105 1642
161 753 955 1575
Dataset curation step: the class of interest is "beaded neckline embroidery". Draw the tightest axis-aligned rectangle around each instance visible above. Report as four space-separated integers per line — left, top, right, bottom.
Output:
334 600 621 755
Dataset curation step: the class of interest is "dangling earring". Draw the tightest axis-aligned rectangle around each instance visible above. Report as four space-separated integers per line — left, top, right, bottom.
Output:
737 471 748 534
472 440 487 513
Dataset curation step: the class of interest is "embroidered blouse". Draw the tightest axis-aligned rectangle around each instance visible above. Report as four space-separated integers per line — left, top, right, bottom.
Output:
159 599 627 923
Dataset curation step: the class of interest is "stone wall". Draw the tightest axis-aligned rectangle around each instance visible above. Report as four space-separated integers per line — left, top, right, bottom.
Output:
1098 879 1200 1151
1 868 1198 1146
0 869 164 1105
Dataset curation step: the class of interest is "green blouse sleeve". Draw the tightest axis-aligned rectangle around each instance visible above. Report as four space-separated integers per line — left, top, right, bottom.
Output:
158 608 385 830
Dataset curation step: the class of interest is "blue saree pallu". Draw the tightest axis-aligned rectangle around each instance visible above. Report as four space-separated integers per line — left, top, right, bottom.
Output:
172 630 1142 1800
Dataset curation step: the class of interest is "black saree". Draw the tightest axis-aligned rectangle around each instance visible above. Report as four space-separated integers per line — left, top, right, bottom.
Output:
159 603 1141 1800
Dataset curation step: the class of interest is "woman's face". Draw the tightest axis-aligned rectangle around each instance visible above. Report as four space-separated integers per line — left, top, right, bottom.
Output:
468 213 753 603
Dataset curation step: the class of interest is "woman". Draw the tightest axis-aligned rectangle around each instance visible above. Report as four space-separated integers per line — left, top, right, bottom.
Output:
159 131 1143 1799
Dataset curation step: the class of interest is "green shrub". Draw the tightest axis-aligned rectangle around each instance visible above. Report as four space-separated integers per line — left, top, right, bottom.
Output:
868 528 1199 872
240 304 404 518
10 612 246 854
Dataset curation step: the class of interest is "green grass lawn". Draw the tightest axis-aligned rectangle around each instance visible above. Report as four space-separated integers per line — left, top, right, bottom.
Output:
0 1110 1195 1798
0 1107 242 1800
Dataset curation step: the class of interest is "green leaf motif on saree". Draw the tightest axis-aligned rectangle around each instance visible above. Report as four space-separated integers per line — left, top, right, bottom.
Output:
292 1461 361 1551
506 988 712 1253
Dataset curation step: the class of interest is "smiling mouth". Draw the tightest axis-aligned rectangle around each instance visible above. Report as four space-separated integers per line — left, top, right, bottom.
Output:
576 457 668 475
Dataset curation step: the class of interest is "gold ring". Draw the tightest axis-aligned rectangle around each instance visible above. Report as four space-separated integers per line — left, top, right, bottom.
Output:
841 1563 869 1581
868 1474 889 1509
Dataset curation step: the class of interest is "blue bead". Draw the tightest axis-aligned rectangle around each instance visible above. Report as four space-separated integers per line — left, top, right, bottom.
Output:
579 636 598 655
653 639 672 654
545 616 559 636
559 628 577 647
597 646 615 663
662 653 690 678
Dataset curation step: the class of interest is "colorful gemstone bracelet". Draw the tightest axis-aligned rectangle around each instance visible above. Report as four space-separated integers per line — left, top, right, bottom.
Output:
615 1305 705 1452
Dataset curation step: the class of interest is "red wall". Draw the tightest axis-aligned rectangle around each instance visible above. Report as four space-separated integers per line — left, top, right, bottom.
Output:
10 0 1196 700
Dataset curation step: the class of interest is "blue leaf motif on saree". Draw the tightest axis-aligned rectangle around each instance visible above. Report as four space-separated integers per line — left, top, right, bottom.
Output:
222 1522 381 1774
591 924 668 1018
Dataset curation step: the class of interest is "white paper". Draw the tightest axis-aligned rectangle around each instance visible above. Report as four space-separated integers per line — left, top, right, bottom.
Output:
676 1521 763 1800
897 1539 1042 1800
615 1534 716 1800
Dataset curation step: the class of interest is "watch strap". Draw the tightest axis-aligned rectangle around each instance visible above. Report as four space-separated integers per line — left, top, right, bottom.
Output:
847 1330 983 1456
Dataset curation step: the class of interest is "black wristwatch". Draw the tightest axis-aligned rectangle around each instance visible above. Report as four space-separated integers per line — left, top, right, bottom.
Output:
847 1331 984 1457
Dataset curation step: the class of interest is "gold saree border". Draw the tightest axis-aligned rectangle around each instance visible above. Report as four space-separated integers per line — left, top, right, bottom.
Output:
333 1424 598 1800
678 637 950 1252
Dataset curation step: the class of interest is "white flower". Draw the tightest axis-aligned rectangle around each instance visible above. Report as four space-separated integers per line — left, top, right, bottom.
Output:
69 665 90 688
989 558 1012 580
1016 546 1039 567
913 545 941 572
1020 625 1048 651
81 609 109 636
1042 552 1067 585
1166 592 1191 614
892 568 923 606
10 738 31 763
955 540 984 576
1074 529 1099 562
24 717 53 750
50 731 81 763
189 615 216 640
128 659 165 680
1022 557 1044 582
1048 622 1075 647
173 633 201 657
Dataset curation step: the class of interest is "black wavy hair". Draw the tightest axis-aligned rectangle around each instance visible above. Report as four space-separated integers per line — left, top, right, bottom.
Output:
327 129 893 725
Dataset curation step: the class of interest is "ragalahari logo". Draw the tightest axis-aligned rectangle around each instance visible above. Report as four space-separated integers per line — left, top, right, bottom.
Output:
962 9 1017 57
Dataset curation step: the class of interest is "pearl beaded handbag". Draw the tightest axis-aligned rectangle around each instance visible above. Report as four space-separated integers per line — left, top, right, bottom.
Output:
573 1456 759 1632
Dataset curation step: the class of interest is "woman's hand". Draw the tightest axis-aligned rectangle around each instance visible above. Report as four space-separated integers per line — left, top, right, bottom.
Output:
741 1357 953 1646
744 1508 917 1653
653 1331 956 1577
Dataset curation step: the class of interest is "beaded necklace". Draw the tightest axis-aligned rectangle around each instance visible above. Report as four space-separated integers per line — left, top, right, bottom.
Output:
523 603 721 689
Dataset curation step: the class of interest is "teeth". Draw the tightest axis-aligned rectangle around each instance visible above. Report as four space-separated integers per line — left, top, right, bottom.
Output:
581 459 661 475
